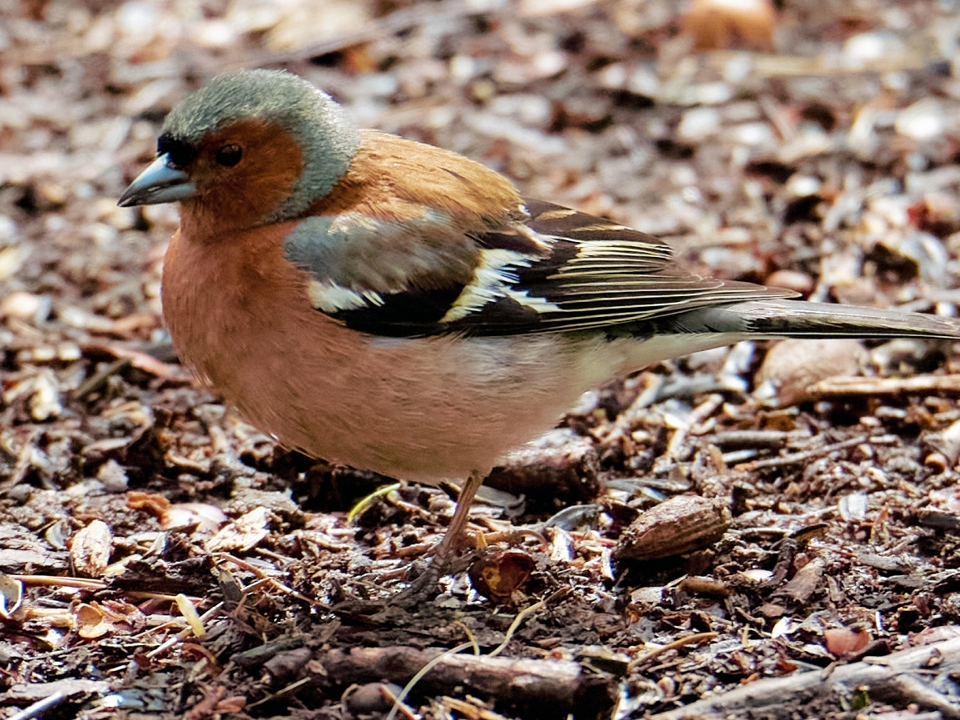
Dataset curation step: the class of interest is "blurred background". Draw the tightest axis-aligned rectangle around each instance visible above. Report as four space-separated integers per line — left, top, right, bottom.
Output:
7 2 960 717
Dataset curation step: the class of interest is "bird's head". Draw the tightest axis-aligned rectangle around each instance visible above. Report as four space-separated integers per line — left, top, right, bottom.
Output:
118 70 360 230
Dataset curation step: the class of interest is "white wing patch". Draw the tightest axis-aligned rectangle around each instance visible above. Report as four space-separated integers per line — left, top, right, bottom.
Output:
440 248 560 323
308 279 384 313
503 288 562 314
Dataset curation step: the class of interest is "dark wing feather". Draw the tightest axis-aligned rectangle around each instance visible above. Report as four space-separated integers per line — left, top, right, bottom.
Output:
442 200 797 335
283 209 479 335
285 199 797 338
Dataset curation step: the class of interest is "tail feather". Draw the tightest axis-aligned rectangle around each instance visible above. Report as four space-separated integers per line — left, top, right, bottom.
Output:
671 299 960 340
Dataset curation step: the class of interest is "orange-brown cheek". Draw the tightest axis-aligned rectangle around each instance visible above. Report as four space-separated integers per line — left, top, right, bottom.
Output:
186 121 305 234
236 129 304 213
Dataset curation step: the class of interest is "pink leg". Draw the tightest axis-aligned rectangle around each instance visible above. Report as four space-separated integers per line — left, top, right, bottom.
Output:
395 470 485 601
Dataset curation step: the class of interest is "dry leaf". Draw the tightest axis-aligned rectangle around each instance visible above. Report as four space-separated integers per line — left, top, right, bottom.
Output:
468 549 536 603
162 503 228 533
824 626 871 657
76 603 110 639
205 506 270 553
683 0 777 51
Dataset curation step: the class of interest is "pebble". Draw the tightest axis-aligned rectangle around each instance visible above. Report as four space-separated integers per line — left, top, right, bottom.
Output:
190 19 237 49
0 215 17 243
842 31 907 68
895 98 945 142
765 269 814 294
0 292 49 321
677 107 720 143
489 93 552 126
784 174 821 198
733 121 775 146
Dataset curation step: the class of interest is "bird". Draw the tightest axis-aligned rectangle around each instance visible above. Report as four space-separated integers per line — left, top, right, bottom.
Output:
119 69 960 593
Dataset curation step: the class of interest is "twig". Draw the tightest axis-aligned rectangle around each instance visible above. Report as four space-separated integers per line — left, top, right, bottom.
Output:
215 553 324 608
490 596 550 657
381 684 420 720
664 395 724 463
7 692 66 720
453 621 480 657
811 374 960 397
628 632 719 672
385 593 561 718
146 602 224 658
245 677 312 710
11 575 107 590
742 435 897 470
72 357 130 399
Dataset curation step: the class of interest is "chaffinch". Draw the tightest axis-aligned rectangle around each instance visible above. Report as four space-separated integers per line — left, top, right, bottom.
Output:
120 69 960 590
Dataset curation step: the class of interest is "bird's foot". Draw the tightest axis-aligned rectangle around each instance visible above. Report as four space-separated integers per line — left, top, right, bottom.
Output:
391 470 485 605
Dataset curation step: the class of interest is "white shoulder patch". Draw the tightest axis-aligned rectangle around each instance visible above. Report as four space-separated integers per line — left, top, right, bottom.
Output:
308 279 384 313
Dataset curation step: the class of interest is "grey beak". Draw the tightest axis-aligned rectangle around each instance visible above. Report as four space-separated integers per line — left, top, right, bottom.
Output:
118 154 196 207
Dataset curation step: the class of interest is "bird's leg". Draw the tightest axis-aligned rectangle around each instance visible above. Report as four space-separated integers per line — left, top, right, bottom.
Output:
395 470 485 601
429 469 485 570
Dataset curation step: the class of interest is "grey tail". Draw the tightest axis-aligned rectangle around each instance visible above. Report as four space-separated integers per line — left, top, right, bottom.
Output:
663 299 960 340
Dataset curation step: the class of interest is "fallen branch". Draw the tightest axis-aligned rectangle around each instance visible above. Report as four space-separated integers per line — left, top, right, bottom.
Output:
650 633 960 719
316 646 616 720
810 374 960 397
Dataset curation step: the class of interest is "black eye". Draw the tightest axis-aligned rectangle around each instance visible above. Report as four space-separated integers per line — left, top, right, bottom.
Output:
215 144 243 167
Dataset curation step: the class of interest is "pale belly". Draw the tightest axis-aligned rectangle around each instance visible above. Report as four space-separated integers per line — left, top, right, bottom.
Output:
205 328 627 483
